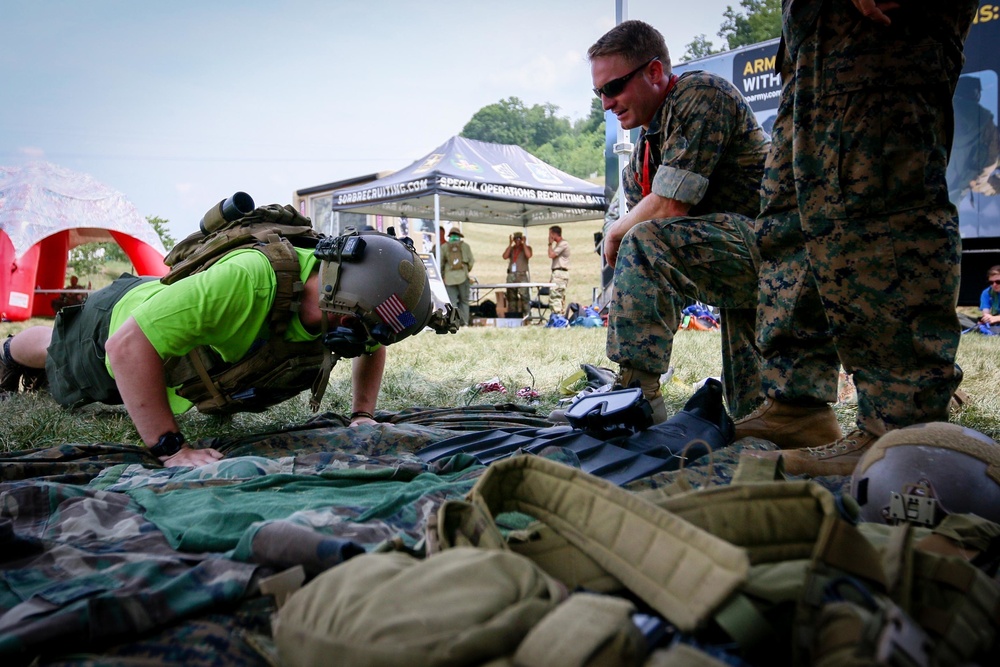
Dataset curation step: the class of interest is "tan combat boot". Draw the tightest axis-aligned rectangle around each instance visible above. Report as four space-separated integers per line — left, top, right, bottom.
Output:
733 398 842 449
753 429 879 477
618 367 668 424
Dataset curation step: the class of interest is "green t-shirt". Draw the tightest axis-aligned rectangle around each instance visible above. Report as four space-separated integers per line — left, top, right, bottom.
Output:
107 247 320 413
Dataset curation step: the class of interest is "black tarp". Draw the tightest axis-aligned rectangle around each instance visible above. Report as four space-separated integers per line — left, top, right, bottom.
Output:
329 136 607 227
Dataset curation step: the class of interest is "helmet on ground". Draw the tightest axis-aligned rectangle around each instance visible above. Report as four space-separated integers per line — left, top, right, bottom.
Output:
315 229 455 353
851 422 1000 526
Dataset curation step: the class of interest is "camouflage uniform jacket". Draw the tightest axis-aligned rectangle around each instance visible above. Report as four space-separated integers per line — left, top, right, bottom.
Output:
622 70 767 218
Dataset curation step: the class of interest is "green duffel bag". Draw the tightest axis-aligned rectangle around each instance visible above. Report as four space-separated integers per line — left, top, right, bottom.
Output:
273 547 567 667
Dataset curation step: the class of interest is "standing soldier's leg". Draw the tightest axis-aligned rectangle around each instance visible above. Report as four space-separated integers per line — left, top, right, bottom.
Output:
719 303 763 420
457 280 471 327
446 284 465 326
794 2 970 437
800 84 962 435
734 56 843 450
516 271 530 315
549 271 568 316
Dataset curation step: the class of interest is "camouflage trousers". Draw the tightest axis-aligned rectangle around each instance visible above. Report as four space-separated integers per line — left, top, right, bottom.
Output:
549 269 569 316
755 2 970 435
606 214 762 419
506 269 530 314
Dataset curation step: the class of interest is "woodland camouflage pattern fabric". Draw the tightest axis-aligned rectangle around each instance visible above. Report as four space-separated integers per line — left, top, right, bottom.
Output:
0 405 800 665
754 0 977 435
608 70 767 419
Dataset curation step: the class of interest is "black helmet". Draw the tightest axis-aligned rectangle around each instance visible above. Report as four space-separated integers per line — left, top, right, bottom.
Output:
851 422 1000 526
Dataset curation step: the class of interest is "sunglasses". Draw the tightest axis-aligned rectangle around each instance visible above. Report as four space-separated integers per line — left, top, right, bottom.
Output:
991 280 1000 285
593 56 659 98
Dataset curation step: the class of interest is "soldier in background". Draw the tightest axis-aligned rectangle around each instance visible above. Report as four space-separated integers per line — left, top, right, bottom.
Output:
440 227 475 326
547 226 570 317
502 231 532 316
589 20 766 423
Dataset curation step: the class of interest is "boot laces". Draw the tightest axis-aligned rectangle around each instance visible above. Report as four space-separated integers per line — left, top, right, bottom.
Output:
806 430 868 458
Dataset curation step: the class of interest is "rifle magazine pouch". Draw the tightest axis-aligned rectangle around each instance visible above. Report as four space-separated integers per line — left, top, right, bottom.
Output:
273 548 567 667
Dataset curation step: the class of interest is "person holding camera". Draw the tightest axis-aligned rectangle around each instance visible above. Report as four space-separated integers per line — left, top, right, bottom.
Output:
501 231 533 316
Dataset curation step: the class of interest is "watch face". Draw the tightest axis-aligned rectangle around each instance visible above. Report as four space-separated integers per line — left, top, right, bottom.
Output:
151 432 185 458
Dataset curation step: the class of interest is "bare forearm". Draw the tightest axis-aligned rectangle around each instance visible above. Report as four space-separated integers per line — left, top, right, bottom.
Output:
104 318 178 447
604 194 691 266
351 346 386 416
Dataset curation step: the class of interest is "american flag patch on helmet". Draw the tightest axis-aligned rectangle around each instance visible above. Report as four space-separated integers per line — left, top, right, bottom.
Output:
375 294 417 333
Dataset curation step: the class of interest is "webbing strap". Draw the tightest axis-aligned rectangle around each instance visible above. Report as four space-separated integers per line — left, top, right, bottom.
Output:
512 593 643 667
444 455 750 632
256 234 304 336
186 346 227 411
882 523 913 609
813 517 888 588
308 349 335 412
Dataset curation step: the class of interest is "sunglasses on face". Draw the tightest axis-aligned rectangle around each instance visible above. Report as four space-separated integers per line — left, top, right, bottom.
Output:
991 280 1000 285
594 56 659 98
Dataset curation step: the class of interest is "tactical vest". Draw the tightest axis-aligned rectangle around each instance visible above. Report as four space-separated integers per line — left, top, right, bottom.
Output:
429 456 1000 666
160 204 331 415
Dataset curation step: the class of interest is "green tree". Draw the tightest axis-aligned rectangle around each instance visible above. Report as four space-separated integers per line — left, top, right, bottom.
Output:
462 96 604 180
574 98 606 136
681 34 720 62
534 131 605 180
67 244 107 278
461 97 532 147
680 0 781 60
719 0 782 50
462 97 575 152
98 241 128 263
146 215 175 252
68 216 176 278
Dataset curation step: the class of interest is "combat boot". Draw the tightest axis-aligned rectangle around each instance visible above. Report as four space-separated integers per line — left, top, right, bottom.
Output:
1 336 22 394
1 335 46 395
752 429 879 477
733 398 841 449
618 366 668 424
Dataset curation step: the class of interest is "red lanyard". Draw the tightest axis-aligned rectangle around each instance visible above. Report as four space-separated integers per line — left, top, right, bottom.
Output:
639 73 679 198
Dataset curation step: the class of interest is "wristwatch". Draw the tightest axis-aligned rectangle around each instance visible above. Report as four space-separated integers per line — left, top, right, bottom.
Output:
150 431 185 459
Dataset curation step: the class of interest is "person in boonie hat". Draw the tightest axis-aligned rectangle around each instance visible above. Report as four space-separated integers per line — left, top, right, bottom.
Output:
440 226 475 326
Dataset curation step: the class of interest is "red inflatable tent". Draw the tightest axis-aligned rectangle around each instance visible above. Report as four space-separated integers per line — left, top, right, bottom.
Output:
1 162 168 321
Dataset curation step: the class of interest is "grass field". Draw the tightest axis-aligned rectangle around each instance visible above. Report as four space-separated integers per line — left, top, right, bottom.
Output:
3 317 999 452
3 226 999 452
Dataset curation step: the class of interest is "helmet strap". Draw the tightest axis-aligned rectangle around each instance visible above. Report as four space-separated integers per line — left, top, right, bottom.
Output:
309 311 339 412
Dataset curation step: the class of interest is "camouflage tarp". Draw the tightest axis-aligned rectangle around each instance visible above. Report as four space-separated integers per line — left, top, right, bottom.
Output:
0 409 547 664
0 406 833 665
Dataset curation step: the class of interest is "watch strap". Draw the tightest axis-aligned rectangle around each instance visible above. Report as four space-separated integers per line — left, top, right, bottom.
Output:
150 431 185 459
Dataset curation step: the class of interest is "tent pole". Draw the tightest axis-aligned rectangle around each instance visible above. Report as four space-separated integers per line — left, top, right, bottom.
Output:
433 193 441 266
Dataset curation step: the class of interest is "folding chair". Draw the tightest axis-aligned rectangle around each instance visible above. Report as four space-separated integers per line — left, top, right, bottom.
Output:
523 286 551 325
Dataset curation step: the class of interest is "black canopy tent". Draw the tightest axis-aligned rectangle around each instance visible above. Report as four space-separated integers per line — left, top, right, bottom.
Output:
328 136 608 262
